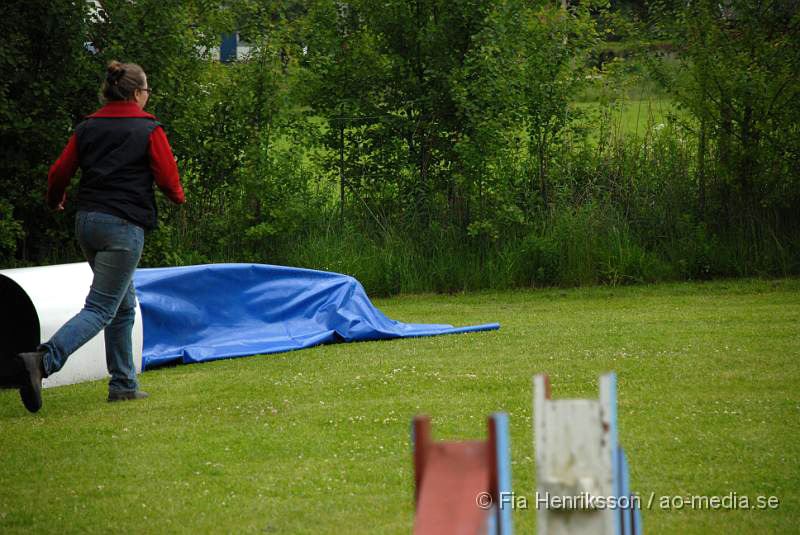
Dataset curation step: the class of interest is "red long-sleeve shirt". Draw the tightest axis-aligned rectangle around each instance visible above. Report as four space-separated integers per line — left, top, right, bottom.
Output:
47 101 185 209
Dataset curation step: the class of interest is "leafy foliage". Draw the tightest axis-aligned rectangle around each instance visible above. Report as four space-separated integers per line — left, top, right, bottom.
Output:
1 0 797 289
0 1 97 264
647 0 800 226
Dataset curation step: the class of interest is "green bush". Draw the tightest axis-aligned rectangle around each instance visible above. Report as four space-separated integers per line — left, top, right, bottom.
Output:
515 234 560 287
2 1 797 294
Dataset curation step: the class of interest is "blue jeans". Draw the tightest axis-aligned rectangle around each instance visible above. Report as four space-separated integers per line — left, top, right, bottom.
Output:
41 211 145 394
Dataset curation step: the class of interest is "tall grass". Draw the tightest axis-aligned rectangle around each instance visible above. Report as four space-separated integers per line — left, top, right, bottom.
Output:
274 112 798 296
283 205 679 296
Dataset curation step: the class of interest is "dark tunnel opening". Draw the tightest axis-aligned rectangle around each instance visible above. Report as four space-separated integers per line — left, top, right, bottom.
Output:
0 275 40 388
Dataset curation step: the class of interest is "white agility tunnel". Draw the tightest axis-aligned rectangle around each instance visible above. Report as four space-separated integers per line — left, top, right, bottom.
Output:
0 263 144 389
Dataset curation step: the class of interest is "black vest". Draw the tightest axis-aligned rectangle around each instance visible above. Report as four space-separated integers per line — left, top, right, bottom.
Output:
75 116 160 230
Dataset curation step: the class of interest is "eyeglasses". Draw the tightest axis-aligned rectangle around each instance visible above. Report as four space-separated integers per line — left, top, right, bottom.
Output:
139 87 153 94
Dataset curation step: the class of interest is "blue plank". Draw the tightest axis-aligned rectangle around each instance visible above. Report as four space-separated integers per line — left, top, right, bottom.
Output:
619 447 632 535
606 373 622 535
491 412 513 535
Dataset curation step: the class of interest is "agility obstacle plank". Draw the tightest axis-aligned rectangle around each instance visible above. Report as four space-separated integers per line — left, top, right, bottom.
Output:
412 413 512 535
533 372 642 535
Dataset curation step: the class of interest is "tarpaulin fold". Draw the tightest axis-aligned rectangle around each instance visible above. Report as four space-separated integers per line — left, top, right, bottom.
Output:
133 263 499 369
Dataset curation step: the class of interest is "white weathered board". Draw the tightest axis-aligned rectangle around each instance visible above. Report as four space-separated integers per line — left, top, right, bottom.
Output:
533 373 619 535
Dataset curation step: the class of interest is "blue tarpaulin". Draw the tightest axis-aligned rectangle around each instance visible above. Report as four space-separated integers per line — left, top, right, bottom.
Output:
133 264 499 370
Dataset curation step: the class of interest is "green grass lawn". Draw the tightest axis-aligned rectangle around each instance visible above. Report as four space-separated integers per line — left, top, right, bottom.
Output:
573 98 684 143
1 279 798 533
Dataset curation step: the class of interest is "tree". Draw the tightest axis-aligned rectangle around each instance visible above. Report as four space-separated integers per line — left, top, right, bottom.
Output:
0 1 97 264
302 0 511 232
650 0 800 229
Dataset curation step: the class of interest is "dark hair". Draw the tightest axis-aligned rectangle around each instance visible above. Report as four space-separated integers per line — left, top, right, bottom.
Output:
101 61 146 102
